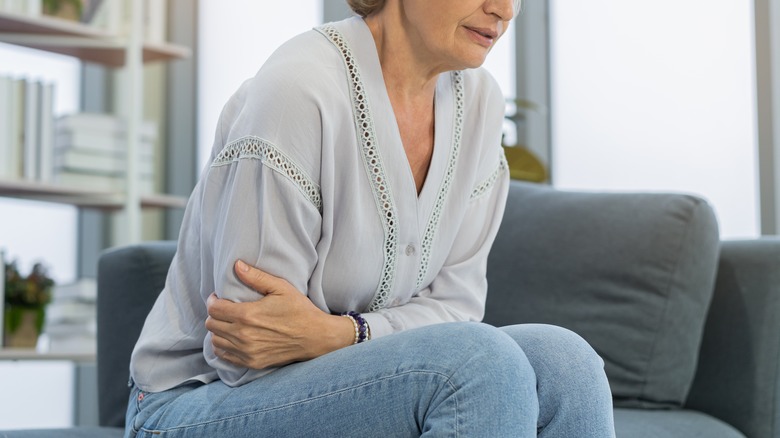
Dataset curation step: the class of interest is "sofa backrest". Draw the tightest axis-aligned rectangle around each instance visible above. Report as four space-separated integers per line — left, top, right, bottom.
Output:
485 181 720 409
96 241 177 427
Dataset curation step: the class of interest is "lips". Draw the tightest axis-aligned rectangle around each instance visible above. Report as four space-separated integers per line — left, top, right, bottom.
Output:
466 26 498 40
464 26 498 47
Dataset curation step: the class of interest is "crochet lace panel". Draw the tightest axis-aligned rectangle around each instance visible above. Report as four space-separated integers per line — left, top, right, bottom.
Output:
416 71 465 290
470 151 508 201
318 24 398 312
212 136 322 212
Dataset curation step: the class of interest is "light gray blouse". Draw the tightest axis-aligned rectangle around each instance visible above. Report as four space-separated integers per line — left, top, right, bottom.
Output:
130 17 509 392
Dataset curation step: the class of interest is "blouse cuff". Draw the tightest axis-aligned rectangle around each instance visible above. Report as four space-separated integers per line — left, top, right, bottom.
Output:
361 312 393 339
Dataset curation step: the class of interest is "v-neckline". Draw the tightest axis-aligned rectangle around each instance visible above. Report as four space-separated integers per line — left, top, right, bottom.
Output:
391 85 445 201
354 18 454 209
360 33 454 207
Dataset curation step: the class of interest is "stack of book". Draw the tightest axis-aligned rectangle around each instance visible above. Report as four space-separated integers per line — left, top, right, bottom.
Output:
54 113 156 193
43 278 98 355
0 75 55 182
0 0 43 17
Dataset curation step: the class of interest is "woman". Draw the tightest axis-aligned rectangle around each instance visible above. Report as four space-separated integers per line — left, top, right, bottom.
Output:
126 0 615 436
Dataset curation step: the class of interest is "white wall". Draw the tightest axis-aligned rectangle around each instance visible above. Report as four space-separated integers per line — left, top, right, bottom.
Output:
197 1 323 170
550 0 758 238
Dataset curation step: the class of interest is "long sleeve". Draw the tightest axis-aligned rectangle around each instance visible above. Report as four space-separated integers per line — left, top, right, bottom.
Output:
194 50 329 385
363 154 510 338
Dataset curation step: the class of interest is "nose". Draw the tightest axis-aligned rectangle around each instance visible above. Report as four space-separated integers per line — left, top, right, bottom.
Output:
485 0 515 21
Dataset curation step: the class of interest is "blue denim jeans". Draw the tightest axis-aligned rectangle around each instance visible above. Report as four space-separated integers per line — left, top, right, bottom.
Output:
125 322 615 437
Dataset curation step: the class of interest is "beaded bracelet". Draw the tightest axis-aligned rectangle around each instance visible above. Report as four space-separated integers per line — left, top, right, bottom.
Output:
341 311 371 344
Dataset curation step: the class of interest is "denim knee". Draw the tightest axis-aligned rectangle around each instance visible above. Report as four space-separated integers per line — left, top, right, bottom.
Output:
423 323 537 390
501 324 605 371
420 322 539 433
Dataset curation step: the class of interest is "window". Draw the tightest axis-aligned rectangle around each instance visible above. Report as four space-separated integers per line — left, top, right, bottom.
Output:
550 0 759 238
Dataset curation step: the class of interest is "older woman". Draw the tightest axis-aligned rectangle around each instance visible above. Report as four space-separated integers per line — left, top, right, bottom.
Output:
125 0 615 436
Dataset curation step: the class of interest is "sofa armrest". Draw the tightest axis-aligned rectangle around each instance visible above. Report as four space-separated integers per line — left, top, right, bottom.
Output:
97 241 177 428
685 237 780 438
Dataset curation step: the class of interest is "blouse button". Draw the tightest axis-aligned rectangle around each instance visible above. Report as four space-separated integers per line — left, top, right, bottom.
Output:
405 244 416 256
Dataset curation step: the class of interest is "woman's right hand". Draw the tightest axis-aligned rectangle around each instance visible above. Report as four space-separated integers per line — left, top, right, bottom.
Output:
205 260 355 369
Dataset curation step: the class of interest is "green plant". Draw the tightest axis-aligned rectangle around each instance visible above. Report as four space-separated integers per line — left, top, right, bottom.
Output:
4 261 54 334
42 0 83 17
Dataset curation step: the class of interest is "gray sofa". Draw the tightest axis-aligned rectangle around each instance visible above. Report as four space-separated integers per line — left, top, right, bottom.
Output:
3 181 779 437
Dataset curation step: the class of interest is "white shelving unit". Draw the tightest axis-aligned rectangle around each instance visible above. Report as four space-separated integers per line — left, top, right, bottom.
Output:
0 5 191 243
0 7 190 426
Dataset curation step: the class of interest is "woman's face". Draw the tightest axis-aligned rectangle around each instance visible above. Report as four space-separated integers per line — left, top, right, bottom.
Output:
400 0 515 71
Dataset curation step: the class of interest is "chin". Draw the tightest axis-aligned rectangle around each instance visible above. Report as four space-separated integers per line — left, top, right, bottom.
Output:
461 56 489 70
459 48 491 69
444 48 490 71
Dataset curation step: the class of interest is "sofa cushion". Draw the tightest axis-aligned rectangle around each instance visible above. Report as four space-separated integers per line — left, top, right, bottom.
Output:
614 408 745 437
485 182 720 408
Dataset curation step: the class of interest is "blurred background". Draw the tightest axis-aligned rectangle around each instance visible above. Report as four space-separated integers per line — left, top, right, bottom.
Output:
0 0 777 429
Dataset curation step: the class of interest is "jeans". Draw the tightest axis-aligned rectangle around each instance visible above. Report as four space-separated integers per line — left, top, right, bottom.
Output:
125 322 615 437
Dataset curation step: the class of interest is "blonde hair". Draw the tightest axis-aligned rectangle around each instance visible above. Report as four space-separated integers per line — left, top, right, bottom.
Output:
346 0 522 18
346 0 385 17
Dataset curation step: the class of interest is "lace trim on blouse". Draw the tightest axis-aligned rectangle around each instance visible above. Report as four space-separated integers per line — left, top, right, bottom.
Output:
415 71 465 290
318 24 398 312
212 136 322 212
470 151 509 201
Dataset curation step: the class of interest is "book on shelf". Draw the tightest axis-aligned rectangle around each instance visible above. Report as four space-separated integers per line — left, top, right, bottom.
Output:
7 77 25 178
44 277 98 355
51 278 97 303
86 0 166 42
52 112 158 192
55 131 155 156
0 249 5 347
53 170 155 194
0 0 25 15
54 148 154 175
145 0 167 42
56 112 157 137
46 300 96 323
43 319 97 355
38 82 55 182
0 75 14 179
0 76 25 180
56 113 157 153
0 75 56 183
22 78 39 181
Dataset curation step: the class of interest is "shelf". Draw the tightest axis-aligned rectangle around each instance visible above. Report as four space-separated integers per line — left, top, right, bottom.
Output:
0 179 188 210
0 11 190 67
0 348 95 362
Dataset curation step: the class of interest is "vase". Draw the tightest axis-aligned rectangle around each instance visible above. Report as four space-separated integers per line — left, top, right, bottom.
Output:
3 307 45 348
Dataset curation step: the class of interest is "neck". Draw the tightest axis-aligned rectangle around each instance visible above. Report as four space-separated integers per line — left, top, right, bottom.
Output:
363 8 440 106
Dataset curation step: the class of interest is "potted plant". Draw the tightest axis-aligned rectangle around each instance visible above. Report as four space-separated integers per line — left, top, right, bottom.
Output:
42 0 84 22
502 98 547 183
3 261 54 348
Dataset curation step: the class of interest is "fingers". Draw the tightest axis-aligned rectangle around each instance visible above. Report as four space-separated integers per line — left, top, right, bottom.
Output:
205 313 236 342
212 342 245 367
206 293 241 323
234 260 285 295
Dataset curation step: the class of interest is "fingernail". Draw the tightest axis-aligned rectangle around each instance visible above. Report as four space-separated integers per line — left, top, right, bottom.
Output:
236 260 250 272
